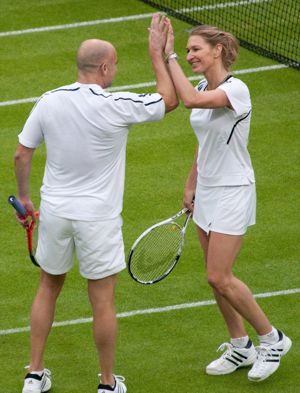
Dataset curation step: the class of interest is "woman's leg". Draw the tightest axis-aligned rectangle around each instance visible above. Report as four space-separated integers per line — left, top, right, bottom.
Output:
196 227 247 338
206 231 272 336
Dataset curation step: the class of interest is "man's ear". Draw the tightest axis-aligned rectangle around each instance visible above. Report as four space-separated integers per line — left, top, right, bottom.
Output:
99 62 108 74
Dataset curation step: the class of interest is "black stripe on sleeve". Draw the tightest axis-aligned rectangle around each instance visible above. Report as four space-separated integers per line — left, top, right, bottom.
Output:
51 87 81 94
114 97 144 104
226 110 251 145
89 89 163 107
144 97 163 106
89 88 112 98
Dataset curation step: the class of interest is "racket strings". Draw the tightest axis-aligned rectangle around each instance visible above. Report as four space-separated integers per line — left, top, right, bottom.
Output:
130 222 182 282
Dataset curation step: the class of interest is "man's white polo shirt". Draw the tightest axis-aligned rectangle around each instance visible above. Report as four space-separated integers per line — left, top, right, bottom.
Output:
19 82 165 220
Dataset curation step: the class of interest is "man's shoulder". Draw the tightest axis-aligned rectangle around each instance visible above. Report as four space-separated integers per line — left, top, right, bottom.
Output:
110 91 163 106
39 82 79 100
46 82 80 96
32 83 80 110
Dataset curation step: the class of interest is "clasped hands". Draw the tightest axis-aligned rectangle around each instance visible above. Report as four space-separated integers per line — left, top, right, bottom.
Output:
148 12 175 61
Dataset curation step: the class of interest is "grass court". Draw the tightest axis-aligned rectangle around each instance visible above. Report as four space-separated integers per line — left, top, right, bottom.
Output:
0 1 299 392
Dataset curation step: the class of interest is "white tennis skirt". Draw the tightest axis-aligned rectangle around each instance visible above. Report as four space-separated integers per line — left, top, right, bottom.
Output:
193 183 256 235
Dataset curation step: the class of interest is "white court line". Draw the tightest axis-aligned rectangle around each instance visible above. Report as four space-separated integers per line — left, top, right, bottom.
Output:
0 0 270 38
0 13 153 37
0 64 288 108
180 0 270 13
1 287 299 336
109 64 288 90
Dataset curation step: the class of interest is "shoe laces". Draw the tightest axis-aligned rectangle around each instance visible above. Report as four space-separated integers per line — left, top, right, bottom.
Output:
217 342 234 358
44 369 51 378
252 346 273 369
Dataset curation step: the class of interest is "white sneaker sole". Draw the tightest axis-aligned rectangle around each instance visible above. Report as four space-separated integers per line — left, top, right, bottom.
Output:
22 386 51 393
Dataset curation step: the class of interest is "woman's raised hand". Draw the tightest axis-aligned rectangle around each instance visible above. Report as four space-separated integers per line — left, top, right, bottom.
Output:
164 18 175 56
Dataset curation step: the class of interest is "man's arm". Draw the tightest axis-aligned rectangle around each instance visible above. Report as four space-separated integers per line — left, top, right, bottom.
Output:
14 143 36 220
148 13 178 113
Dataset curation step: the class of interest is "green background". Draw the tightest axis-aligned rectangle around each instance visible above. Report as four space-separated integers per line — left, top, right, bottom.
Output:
0 1 299 392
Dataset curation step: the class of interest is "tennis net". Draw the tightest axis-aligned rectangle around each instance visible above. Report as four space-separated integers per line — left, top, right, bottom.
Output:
140 0 300 69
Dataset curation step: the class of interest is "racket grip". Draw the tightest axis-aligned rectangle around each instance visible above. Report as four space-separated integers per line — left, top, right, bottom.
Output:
8 195 27 218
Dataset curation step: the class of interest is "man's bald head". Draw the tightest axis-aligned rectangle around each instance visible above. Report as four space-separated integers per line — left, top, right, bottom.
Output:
76 39 116 73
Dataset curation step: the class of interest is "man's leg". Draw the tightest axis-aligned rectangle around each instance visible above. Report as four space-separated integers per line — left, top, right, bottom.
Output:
29 271 66 371
88 274 117 387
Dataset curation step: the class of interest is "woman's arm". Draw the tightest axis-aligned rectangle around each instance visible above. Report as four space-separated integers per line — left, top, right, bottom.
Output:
183 145 198 212
164 20 230 109
167 59 230 108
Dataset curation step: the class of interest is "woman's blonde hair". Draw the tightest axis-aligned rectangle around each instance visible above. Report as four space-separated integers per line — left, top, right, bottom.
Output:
189 25 239 70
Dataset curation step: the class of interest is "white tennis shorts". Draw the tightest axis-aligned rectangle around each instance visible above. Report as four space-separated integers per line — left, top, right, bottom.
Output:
36 209 126 279
193 183 256 235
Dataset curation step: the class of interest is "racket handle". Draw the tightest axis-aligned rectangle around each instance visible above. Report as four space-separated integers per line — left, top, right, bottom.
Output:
8 195 27 218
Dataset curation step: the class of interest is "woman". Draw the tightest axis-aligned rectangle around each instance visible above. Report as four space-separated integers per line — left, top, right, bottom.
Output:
151 15 291 382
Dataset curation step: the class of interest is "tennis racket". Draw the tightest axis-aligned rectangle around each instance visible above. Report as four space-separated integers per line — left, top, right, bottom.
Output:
128 208 192 285
8 195 40 267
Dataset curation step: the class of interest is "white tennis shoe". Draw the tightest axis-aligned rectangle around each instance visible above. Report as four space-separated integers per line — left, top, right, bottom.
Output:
248 330 292 382
206 341 257 375
22 369 51 393
98 375 127 393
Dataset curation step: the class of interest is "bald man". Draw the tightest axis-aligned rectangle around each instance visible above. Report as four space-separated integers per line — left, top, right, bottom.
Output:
76 39 117 88
15 15 178 393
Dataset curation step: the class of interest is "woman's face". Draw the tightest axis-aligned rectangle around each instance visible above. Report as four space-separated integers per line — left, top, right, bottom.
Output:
186 35 218 74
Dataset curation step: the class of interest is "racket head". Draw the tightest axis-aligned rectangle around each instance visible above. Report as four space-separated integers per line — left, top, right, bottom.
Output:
128 220 185 285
